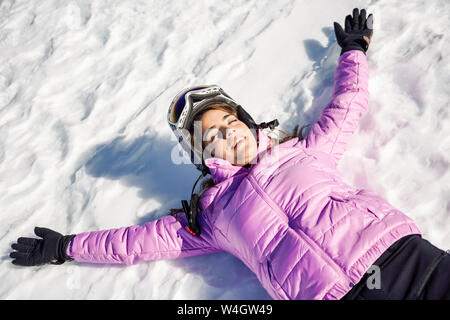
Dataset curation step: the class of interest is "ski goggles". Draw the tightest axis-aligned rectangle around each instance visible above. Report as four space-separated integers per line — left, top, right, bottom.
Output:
167 85 237 133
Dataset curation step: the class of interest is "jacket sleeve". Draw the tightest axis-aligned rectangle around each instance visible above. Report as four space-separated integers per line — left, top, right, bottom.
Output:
303 50 370 167
66 210 221 265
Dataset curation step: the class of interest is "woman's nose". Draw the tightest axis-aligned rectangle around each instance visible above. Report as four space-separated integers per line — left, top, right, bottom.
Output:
226 128 236 138
225 128 236 147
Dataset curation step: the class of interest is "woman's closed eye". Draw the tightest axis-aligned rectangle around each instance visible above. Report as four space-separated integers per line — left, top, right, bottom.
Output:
206 118 238 141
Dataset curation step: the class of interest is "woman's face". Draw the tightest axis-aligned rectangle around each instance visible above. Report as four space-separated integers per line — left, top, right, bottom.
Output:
200 109 258 166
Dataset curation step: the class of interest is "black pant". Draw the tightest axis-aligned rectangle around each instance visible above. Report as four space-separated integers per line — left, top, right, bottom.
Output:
342 234 450 300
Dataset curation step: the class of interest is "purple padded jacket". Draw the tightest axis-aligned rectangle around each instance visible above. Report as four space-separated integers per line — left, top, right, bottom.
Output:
67 50 421 300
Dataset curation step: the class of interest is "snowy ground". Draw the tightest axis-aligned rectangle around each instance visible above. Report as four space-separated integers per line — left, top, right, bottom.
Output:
0 0 449 299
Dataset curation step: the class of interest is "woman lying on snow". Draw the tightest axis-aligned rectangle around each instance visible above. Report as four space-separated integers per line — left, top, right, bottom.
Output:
10 8 450 300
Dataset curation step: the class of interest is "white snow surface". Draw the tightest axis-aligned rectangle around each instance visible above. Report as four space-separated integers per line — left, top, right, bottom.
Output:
0 0 449 299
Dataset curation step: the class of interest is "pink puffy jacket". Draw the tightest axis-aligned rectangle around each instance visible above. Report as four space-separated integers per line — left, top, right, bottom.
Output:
67 50 421 300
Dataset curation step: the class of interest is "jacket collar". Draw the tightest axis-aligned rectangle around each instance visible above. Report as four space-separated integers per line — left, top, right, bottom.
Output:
204 128 272 184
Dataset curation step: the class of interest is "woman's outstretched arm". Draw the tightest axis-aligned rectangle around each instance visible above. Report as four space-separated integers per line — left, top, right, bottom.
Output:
67 212 220 265
304 8 373 167
10 210 221 266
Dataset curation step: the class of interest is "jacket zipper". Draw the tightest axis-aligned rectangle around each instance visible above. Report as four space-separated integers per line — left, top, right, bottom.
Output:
247 173 354 287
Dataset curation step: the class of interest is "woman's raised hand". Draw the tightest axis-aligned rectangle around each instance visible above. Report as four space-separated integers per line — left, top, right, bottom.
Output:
334 8 374 55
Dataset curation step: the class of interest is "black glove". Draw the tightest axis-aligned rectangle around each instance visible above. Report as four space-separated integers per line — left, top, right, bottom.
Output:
334 8 374 55
10 227 76 266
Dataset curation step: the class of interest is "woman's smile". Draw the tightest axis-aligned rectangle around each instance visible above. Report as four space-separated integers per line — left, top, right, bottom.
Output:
234 136 245 150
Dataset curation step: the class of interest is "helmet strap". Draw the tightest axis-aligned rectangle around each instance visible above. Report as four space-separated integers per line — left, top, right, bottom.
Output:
181 170 208 236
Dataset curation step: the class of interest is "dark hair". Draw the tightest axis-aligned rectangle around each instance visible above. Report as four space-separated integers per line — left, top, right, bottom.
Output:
169 104 311 217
